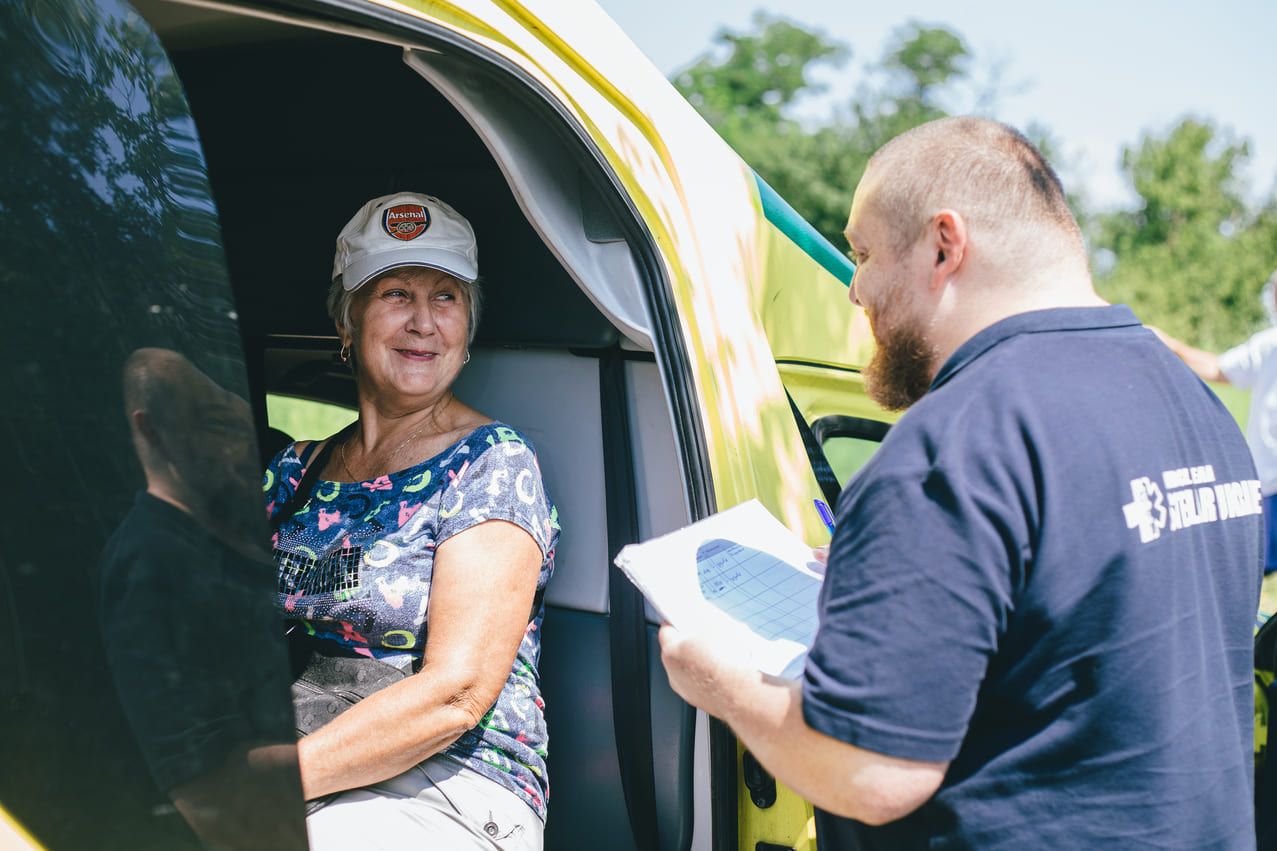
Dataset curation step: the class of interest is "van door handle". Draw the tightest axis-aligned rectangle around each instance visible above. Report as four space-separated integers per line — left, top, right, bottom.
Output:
742 748 777 809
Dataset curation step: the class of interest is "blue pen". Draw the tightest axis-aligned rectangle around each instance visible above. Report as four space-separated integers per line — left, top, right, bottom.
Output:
814 498 836 535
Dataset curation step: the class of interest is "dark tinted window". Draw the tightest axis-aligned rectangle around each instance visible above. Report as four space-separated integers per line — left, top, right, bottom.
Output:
0 1 304 847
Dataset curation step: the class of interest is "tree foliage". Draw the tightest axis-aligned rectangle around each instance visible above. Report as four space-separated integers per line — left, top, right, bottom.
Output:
850 23 969 153
1 0 244 376
674 16 974 248
675 12 848 125
672 13 1277 351
1094 119 1277 350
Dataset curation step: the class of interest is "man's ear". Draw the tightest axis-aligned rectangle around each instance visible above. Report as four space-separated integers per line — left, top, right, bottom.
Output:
930 209 966 288
132 409 170 457
132 410 158 444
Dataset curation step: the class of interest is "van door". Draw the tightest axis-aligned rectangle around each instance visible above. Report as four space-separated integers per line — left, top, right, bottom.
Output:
0 1 305 847
127 4 707 849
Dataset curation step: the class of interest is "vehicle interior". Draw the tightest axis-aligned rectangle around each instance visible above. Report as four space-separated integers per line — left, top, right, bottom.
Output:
131 2 703 848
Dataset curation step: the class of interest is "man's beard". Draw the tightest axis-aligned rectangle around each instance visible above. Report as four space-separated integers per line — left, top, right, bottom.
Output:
863 321 935 412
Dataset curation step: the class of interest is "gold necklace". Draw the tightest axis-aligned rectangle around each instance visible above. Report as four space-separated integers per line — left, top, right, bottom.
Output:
340 420 432 481
339 438 358 481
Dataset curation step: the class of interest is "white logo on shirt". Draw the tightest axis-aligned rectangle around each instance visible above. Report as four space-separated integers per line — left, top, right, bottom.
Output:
1122 465 1262 543
1122 477 1166 542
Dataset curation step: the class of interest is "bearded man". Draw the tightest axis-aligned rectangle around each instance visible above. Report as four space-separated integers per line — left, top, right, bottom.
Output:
660 116 1262 849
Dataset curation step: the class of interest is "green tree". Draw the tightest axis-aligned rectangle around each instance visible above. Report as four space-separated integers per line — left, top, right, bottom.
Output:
674 12 848 127
671 13 1277 355
846 23 970 154
673 16 976 248
1095 118 1277 351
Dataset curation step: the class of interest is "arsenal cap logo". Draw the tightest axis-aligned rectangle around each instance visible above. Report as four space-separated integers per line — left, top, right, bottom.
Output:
334 191 479 290
382 204 430 241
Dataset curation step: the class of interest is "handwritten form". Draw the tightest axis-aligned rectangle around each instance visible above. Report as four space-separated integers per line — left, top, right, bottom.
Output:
614 499 824 679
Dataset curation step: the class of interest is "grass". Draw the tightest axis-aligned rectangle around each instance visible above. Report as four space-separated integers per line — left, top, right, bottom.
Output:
1208 380 1251 430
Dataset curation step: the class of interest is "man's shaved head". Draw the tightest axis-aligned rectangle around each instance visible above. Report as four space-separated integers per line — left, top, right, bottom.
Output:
858 116 1083 261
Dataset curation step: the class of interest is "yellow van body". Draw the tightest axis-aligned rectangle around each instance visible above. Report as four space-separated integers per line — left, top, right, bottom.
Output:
407 0 879 519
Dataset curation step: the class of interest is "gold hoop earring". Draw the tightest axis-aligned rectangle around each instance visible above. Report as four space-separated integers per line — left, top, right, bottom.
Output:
463 350 471 365
339 344 350 363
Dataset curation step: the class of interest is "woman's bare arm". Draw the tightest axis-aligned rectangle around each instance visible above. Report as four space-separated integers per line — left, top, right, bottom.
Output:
294 519 542 799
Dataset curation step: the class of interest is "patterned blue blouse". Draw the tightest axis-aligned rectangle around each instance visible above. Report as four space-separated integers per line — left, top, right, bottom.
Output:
263 422 559 819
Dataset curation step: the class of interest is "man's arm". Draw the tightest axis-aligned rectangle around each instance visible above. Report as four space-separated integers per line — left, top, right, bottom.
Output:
1149 327 1229 384
658 624 947 825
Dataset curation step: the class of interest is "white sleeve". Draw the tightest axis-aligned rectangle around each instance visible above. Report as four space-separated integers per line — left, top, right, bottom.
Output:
1218 328 1277 389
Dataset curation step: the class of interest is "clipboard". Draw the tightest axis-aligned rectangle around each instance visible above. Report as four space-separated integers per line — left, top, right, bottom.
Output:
613 499 825 679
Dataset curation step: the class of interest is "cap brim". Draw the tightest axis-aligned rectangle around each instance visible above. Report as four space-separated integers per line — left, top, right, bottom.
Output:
342 247 478 290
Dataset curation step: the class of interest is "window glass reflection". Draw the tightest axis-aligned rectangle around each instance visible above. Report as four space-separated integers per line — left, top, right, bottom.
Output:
0 0 305 847
100 349 303 850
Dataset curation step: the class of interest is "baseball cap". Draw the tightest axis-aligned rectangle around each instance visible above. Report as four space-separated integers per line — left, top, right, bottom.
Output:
333 191 478 291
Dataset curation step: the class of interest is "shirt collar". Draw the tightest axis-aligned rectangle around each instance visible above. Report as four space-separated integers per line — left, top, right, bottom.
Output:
930 304 1142 393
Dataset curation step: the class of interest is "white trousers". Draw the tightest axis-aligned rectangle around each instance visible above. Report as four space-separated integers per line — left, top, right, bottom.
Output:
305 756 543 851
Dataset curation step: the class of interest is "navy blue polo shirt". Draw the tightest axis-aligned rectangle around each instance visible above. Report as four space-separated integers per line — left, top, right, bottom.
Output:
805 306 1261 849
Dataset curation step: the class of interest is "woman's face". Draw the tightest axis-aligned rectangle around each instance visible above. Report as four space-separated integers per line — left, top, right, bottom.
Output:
347 267 471 409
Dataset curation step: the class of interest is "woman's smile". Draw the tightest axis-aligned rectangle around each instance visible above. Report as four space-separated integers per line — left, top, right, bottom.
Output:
397 347 440 360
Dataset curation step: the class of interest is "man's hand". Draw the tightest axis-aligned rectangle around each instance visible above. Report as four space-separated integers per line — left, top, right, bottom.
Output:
658 622 760 724
658 621 948 825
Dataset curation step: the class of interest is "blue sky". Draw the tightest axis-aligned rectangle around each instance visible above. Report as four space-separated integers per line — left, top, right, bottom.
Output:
595 0 1276 213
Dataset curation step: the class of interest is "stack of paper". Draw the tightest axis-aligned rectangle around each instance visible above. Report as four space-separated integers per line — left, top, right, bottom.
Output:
613 499 825 679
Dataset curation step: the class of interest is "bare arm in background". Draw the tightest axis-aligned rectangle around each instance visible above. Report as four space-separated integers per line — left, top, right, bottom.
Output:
1149 327 1229 384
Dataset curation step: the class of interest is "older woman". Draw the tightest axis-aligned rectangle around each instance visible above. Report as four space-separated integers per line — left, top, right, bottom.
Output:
263 192 558 850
